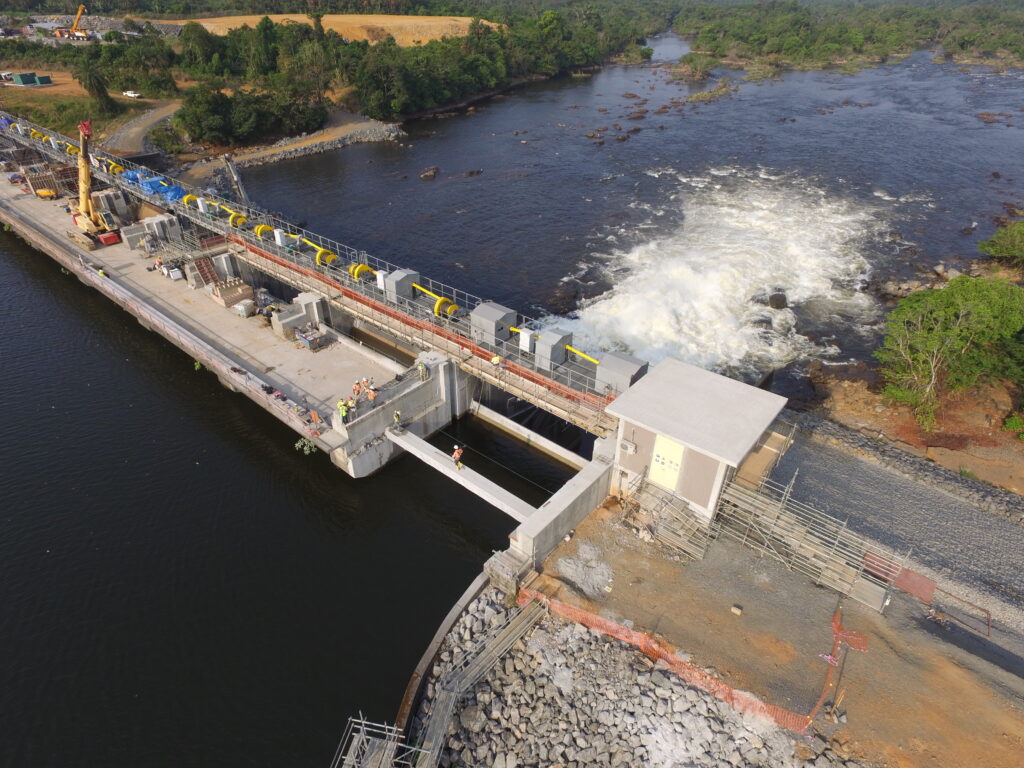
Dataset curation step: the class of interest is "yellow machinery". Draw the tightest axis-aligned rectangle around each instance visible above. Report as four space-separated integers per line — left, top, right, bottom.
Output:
56 6 89 40
71 119 116 234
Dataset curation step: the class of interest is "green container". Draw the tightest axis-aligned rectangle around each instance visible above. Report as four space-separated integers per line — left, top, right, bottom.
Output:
12 72 36 85
35 75 51 84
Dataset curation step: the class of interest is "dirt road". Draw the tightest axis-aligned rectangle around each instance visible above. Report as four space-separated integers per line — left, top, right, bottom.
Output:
103 100 180 154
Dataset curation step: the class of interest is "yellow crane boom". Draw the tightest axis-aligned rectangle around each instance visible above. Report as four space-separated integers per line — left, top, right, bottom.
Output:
71 5 87 34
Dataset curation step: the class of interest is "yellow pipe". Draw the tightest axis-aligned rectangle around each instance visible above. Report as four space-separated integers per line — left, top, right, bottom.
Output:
182 194 198 207
566 345 600 365
229 212 248 228
253 224 273 238
411 282 442 300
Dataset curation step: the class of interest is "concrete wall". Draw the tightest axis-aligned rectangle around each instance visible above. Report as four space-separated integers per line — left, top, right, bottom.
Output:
470 403 587 470
329 356 470 477
510 437 615 568
613 417 727 517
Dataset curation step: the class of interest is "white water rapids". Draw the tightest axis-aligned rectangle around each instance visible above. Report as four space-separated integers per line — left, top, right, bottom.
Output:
557 167 888 381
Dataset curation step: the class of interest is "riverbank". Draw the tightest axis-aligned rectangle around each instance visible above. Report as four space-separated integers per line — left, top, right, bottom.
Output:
410 587 864 768
178 108 402 182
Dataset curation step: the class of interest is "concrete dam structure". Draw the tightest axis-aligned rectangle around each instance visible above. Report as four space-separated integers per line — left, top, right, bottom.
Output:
2 110 966 767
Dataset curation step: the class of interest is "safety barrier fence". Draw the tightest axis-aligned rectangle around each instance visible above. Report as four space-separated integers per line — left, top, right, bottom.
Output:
516 587 817 733
0 112 623 413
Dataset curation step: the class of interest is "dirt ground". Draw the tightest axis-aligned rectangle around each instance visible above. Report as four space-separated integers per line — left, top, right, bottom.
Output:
155 14 489 46
537 500 1024 768
0 69 85 96
814 367 1024 494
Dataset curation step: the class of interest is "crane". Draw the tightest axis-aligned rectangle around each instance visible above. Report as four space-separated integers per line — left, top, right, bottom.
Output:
71 119 117 235
56 6 89 40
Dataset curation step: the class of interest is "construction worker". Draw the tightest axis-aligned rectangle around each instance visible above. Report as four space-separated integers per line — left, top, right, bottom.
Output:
417 362 427 381
361 376 371 390
451 445 464 470
352 380 362 398
367 388 377 407
491 355 502 368
97 268 107 277
393 410 401 427
337 400 349 424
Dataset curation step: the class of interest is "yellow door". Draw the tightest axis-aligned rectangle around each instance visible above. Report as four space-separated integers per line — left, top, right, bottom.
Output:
649 434 684 491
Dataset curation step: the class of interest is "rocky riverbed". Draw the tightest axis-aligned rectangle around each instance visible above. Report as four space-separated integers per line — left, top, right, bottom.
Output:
410 588 868 768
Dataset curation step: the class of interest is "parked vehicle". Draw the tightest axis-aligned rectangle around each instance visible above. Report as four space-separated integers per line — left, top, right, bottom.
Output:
121 90 142 99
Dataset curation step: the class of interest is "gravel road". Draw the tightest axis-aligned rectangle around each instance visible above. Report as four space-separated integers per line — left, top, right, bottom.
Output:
775 435 1024 629
103 101 180 154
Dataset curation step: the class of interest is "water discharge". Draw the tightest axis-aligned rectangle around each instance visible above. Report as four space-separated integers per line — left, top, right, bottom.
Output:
561 168 886 380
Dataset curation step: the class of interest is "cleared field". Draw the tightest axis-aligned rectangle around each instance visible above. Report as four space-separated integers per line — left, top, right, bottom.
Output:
159 14 487 45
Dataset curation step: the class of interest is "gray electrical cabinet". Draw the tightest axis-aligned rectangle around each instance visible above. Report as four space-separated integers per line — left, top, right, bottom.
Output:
596 350 649 394
535 327 572 369
470 302 516 346
383 268 419 302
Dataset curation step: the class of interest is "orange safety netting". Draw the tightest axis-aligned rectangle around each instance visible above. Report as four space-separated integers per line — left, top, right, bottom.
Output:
517 587 819 733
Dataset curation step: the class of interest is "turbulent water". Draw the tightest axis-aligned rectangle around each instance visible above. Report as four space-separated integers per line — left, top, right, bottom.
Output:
246 35 1023 394
559 167 884 379
3 33 1023 768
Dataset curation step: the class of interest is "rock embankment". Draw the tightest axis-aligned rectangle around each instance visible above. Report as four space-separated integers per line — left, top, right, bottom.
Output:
410 589 865 768
232 123 402 169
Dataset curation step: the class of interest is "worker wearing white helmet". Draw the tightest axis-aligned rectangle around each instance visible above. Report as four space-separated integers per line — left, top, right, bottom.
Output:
451 445 464 469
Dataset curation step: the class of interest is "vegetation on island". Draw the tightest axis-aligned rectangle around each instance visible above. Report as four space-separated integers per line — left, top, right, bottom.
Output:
876 275 1024 430
673 1 1024 73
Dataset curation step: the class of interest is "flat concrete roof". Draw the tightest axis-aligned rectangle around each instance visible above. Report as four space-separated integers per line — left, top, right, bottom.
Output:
606 358 786 467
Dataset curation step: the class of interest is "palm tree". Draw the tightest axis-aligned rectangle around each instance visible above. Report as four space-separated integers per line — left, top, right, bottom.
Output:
73 62 118 115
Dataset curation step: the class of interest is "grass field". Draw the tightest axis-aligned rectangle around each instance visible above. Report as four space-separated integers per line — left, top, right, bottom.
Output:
156 14 487 46
1 73 150 137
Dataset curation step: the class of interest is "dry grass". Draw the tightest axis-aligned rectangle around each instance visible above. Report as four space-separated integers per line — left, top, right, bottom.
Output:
154 14 489 46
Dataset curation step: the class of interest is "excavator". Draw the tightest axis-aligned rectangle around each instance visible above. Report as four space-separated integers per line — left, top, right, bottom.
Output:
55 6 89 41
69 119 118 240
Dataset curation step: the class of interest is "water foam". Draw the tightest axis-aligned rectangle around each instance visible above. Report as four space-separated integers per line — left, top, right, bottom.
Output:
557 168 885 380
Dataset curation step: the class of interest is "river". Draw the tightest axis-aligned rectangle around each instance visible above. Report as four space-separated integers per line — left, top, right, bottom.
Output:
1 34 1021 767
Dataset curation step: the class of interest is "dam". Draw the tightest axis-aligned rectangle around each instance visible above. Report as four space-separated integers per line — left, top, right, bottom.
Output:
1 110 960 767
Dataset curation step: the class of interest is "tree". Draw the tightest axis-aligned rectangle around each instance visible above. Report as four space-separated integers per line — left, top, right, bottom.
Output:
978 220 1024 267
72 61 117 115
177 87 232 145
876 276 1024 429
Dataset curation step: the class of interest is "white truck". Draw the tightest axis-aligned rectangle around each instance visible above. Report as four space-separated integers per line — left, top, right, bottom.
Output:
121 90 142 99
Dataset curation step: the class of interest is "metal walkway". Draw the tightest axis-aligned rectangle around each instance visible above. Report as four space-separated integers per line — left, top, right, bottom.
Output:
0 112 619 437
415 599 546 767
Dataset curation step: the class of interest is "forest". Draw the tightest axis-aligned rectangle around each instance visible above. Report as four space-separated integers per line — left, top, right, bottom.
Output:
0 1 1021 144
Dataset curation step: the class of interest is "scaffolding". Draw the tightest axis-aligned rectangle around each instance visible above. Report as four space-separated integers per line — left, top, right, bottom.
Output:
329 718 429 768
623 473 712 561
714 473 909 611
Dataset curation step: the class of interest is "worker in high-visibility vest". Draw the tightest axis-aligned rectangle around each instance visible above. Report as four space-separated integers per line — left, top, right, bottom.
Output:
367 388 377 407
352 381 362 397
451 445 464 470
337 400 349 424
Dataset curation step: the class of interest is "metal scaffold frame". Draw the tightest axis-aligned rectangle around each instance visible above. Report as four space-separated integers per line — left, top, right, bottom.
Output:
330 717 429 768
713 473 909 610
